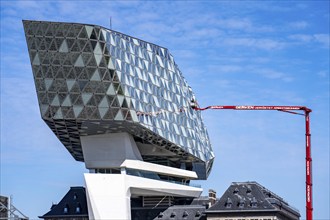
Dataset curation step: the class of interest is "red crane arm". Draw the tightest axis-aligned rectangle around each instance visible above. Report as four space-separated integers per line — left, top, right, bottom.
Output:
191 104 311 112
191 103 312 220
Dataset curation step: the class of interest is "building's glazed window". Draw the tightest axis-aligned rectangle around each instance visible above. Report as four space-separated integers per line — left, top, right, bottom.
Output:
73 193 77 200
76 202 81 213
95 168 120 174
127 168 160 180
24 21 215 181
63 204 69 214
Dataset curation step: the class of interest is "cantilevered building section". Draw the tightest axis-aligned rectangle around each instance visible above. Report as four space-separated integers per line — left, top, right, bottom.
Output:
23 20 214 219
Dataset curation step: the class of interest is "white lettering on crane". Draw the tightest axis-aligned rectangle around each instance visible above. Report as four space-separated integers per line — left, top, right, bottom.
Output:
307 161 310 175
307 185 311 202
236 106 254 109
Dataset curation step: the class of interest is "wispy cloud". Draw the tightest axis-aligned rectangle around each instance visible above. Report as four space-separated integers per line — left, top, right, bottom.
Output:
212 65 243 74
222 37 285 50
287 21 309 29
288 34 330 48
317 70 329 78
314 34 330 47
216 17 275 33
254 68 294 82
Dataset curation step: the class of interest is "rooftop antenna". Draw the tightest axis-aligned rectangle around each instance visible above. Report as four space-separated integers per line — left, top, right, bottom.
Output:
110 16 112 29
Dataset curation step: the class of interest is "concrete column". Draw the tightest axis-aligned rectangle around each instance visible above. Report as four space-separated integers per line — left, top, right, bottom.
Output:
85 173 131 220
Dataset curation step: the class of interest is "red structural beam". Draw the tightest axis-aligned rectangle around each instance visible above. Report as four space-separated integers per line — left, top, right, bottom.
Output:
191 104 313 220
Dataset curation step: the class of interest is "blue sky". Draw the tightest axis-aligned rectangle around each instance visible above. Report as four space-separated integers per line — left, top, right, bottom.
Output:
1 1 329 219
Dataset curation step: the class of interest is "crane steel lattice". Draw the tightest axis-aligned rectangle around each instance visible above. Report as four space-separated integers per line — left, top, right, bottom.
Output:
0 196 29 220
190 101 313 220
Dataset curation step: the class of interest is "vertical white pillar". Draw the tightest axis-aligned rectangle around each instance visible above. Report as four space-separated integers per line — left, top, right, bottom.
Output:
81 133 139 220
84 173 131 220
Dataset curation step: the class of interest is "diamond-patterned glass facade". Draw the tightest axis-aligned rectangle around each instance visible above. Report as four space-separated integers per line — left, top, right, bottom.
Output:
23 20 214 179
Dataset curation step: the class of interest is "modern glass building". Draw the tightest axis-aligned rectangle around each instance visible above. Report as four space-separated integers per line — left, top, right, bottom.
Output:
23 20 215 219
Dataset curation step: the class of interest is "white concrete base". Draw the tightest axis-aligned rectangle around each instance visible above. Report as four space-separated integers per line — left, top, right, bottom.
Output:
84 173 202 220
82 133 202 220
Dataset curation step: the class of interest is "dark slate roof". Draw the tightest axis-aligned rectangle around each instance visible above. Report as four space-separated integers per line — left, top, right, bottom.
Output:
153 205 206 220
39 187 88 218
131 207 167 220
206 181 300 218
191 196 209 206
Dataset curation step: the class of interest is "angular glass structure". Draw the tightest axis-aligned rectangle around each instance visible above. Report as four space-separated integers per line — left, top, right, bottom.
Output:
23 20 214 179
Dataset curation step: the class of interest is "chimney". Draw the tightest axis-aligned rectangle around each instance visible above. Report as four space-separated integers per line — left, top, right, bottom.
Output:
208 189 217 207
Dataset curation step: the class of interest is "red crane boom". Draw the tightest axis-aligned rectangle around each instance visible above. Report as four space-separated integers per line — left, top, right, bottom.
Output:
191 103 313 220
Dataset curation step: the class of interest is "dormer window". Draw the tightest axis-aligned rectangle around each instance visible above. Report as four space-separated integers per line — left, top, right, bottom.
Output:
182 211 189 218
63 204 69 214
233 188 239 194
238 199 245 208
251 197 258 208
225 197 233 208
195 211 201 217
170 212 176 218
76 203 81 213
246 186 252 195
73 193 77 200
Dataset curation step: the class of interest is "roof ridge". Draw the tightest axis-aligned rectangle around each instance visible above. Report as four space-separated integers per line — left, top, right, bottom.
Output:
232 181 288 205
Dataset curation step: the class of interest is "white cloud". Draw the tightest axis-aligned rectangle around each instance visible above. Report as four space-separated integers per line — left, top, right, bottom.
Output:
16 0 41 9
217 18 274 33
218 18 252 30
211 79 232 88
255 68 294 82
288 21 309 29
288 34 330 48
313 34 330 47
289 34 312 42
171 49 198 59
208 64 242 74
317 70 329 78
222 37 285 50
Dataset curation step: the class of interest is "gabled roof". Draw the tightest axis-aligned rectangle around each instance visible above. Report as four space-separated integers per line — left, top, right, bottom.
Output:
206 181 300 219
39 187 88 218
